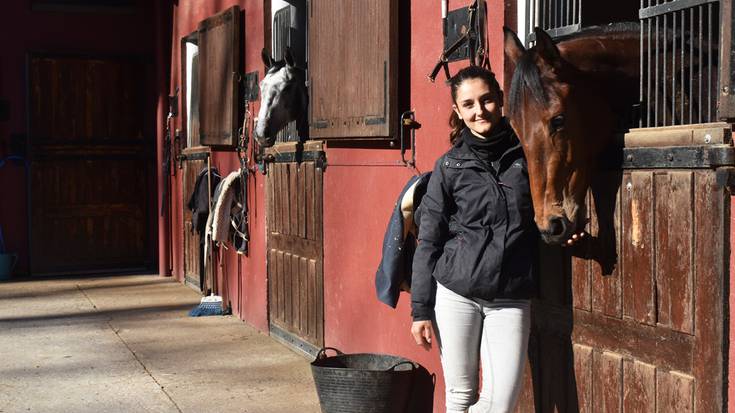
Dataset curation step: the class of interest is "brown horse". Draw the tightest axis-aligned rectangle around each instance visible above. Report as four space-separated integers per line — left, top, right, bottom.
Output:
503 24 640 245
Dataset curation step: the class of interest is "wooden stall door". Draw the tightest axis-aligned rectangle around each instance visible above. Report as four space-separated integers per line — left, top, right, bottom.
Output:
28 56 153 275
181 154 207 291
514 165 727 412
266 142 324 357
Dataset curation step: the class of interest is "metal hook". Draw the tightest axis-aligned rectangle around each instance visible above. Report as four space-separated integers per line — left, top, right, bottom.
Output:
400 111 421 168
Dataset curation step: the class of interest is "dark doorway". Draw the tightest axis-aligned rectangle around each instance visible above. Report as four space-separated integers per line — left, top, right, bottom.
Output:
28 55 155 275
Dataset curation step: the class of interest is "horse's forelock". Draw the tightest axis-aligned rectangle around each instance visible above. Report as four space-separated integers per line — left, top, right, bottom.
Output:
508 51 549 119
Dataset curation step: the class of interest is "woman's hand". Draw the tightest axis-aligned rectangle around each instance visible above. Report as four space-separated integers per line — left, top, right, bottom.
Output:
411 320 434 350
562 230 587 247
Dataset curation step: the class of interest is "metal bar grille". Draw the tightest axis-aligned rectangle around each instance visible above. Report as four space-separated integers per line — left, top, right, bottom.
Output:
526 0 581 44
718 0 735 119
273 6 299 144
640 0 721 127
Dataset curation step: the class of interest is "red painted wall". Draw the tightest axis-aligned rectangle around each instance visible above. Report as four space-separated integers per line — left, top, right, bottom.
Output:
0 1 155 275
166 0 269 332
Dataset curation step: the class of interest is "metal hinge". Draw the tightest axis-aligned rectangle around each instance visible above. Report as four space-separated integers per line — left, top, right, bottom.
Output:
621 145 735 169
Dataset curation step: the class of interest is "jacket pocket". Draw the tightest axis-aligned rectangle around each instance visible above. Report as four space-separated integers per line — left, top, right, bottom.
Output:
433 233 463 280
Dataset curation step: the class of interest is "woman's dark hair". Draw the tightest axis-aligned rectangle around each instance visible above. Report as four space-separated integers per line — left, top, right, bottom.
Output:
448 66 502 145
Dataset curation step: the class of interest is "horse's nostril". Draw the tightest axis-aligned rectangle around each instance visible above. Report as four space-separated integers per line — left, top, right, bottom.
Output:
548 217 565 237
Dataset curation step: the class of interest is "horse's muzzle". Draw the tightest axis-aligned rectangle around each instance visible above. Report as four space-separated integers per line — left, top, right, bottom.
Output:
539 215 575 245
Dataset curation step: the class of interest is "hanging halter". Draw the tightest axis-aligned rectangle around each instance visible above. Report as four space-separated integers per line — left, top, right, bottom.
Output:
428 0 490 83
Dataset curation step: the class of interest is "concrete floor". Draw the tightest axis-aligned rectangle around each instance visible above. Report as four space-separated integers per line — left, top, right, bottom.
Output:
0 274 320 413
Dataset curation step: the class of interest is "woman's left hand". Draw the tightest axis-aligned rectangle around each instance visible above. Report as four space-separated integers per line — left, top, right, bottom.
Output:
562 230 587 247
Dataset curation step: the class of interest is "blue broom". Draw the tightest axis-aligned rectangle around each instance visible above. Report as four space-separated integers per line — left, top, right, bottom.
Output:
188 294 224 317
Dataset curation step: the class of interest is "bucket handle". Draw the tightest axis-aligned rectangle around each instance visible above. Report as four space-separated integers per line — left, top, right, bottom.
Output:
387 360 416 372
315 347 343 360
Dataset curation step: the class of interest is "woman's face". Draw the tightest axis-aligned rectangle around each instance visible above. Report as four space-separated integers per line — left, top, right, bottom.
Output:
453 78 503 137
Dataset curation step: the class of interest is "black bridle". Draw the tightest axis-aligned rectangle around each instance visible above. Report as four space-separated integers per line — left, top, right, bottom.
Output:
428 0 489 82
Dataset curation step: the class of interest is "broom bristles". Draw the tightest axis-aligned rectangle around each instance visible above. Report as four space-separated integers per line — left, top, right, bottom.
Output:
189 294 224 317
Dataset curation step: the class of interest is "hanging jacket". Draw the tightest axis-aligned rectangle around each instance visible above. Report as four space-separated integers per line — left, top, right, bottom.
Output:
411 124 539 321
375 172 432 308
187 167 221 237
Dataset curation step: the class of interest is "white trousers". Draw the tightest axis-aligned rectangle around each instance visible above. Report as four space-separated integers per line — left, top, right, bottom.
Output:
434 283 531 413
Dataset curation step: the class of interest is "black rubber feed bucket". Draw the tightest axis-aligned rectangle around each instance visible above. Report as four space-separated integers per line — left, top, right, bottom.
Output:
311 347 416 413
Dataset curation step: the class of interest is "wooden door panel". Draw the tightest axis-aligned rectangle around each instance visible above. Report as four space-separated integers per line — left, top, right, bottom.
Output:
621 172 656 325
308 0 398 139
29 56 152 275
182 157 206 290
517 168 725 412
266 145 324 355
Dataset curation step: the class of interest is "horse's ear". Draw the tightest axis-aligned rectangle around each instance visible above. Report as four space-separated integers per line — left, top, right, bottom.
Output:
284 47 295 67
533 27 562 66
262 48 273 69
503 27 525 67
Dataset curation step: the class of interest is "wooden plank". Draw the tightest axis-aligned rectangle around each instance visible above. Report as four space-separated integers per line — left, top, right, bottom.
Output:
299 256 308 336
271 164 279 234
266 162 275 234
656 370 694 413
283 164 291 235
624 122 731 146
692 171 725 412
305 162 315 240
276 164 284 234
668 172 694 334
307 258 315 341
289 163 298 239
277 164 290 235
654 172 672 328
268 233 321 262
268 249 276 321
622 359 656 412
591 173 623 318
291 253 299 330
571 344 593 413
622 172 656 325
297 164 306 238
315 165 324 241
308 259 318 343
281 251 290 329
292 254 300 334
592 351 623 413
656 172 694 334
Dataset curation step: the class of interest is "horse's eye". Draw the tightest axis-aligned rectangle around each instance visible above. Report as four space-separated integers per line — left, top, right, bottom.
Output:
550 115 565 133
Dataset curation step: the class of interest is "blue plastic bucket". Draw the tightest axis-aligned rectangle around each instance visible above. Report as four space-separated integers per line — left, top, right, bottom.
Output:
0 253 18 280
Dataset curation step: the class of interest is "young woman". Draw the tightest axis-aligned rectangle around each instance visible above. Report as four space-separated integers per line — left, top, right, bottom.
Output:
410 66 541 413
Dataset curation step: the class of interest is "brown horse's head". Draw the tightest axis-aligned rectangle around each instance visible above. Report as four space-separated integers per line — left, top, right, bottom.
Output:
503 27 634 245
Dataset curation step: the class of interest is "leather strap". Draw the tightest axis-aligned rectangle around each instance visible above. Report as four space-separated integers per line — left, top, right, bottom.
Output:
427 0 489 83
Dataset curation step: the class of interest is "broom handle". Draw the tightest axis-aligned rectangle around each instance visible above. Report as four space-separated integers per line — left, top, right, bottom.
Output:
207 155 215 296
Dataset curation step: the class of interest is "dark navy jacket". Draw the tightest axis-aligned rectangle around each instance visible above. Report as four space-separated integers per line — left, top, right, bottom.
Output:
375 173 432 308
411 127 539 321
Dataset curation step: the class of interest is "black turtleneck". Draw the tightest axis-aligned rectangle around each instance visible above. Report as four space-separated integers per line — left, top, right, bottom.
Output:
461 117 514 172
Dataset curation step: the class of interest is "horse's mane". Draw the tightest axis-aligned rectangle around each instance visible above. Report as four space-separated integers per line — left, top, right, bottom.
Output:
507 22 640 117
555 22 640 42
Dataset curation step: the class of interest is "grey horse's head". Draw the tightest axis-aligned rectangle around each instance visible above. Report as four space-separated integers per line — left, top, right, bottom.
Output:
254 48 308 147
